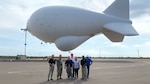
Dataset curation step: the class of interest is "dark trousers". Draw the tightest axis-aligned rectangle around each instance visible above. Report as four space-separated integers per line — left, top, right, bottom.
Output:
72 68 74 77
74 68 79 78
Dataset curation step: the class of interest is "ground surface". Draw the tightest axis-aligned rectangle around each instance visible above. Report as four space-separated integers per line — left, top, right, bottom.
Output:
0 59 150 84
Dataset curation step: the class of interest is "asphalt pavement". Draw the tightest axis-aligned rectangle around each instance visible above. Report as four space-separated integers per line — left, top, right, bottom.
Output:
0 59 150 84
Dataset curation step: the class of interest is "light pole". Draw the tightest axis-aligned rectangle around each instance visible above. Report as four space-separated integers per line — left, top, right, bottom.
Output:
21 28 27 56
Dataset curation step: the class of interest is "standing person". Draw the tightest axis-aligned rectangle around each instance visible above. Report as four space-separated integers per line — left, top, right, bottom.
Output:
86 56 93 78
65 56 74 79
81 56 87 80
74 56 80 79
48 54 55 81
57 54 63 80
70 53 75 78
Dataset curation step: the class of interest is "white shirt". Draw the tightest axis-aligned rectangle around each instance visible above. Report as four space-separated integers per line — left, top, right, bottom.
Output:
74 60 80 69
70 57 75 63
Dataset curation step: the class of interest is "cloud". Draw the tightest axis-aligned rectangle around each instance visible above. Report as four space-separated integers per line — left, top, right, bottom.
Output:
103 42 127 48
0 2 30 31
144 41 150 47
132 14 150 35
130 0 150 18
109 43 127 48
134 41 150 48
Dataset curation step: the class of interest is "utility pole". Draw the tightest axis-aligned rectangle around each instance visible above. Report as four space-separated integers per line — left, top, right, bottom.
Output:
21 28 27 56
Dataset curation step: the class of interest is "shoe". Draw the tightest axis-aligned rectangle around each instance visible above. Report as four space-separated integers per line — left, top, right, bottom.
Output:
48 79 49 81
51 79 53 80
68 76 70 79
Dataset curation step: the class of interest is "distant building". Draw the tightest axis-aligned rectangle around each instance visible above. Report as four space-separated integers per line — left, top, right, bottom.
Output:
17 55 26 60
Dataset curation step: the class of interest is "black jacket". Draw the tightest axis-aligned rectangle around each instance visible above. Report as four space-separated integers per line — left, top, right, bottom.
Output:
65 60 73 67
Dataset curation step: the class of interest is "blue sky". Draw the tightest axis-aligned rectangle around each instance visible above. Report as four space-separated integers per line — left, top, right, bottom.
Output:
0 0 150 57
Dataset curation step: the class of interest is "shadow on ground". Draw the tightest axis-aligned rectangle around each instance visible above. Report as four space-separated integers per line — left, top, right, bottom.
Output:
40 78 87 84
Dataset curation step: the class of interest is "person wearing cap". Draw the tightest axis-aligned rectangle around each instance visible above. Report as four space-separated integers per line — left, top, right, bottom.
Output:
65 56 74 79
73 56 80 79
70 53 75 78
86 56 93 79
48 54 55 81
56 54 63 80
81 55 87 80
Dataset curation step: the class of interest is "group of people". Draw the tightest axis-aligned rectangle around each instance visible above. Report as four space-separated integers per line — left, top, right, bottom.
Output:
47 53 93 81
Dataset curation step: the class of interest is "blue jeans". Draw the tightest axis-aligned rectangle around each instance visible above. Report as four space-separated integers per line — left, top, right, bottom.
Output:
87 65 90 78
